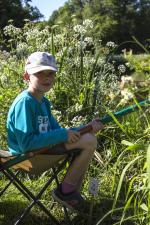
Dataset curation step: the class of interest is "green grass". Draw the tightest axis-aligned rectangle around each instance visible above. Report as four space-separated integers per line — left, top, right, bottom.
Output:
0 172 116 225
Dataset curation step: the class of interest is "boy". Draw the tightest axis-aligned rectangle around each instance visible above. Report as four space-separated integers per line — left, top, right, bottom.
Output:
7 52 104 212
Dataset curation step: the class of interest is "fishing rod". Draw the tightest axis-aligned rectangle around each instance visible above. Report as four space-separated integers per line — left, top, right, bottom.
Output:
78 99 150 135
2 99 149 169
31 99 149 155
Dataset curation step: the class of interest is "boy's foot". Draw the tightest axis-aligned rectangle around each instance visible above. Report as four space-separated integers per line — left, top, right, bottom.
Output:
51 187 88 213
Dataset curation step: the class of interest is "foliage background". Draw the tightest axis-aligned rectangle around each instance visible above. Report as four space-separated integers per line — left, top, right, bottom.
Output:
0 1 150 225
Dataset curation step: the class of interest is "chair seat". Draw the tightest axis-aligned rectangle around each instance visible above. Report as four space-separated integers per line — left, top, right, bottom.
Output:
0 150 32 171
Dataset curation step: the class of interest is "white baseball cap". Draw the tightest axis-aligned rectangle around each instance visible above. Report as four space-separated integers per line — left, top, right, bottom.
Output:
25 52 58 74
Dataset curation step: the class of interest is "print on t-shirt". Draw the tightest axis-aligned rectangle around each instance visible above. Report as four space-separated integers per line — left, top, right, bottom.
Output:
38 116 49 133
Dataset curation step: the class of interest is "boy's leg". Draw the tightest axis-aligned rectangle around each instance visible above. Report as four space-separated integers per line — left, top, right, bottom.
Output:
51 133 97 212
27 154 65 176
62 133 97 191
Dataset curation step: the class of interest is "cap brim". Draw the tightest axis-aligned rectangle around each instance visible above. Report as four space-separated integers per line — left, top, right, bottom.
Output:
26 65 57 74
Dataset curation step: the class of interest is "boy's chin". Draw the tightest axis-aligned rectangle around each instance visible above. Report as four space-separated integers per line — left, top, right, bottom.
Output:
42 85 52 92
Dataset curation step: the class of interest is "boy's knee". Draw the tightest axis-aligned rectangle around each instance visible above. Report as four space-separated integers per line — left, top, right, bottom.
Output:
82 133 97 149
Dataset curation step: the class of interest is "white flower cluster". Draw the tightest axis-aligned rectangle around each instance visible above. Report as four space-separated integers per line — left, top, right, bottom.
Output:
25 28 41 41
118 64 126 73
83 19 94 29
73 25 86 34
16 43 29 57
120 89 134 100
97 58 105 65
3 25 21 36
54 34 64 45
72 115 83 124
24 26 51 52
75 40 86 49
83 57 95 68
0 50 10 59
106 41 117 48
84 37 93 45
94 62 119 101
73 19 93 34
0 74 8 83
71 115 87 127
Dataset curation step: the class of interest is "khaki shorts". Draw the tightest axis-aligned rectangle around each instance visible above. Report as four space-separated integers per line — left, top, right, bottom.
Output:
28 144 67 176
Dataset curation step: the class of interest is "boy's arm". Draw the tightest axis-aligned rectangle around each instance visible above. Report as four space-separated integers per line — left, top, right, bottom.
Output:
8 99 68 153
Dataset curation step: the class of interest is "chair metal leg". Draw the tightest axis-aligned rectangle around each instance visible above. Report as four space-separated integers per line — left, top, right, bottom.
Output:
14 199 60 225
1 157 71 224
2 170 31 201
0 171 20 197
5 169 61 225
0 155 76 225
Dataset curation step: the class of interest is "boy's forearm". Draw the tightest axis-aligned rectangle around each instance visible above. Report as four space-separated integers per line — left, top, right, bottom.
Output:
18 128 68 153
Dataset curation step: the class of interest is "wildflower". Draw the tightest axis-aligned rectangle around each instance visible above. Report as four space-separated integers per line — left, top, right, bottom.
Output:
97 58 105 65
0 75 9 86
121 76 133 83
16 43 29 57
84 37 93 45
3 25 21 36
120 88 134 100
118 64 126 73
73 25 86 34
106 41 117 48
2 51 10 59
83 19 93 29
120 75 133 89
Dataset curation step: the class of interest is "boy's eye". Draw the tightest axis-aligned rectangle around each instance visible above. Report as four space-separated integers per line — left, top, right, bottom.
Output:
35 71 56 77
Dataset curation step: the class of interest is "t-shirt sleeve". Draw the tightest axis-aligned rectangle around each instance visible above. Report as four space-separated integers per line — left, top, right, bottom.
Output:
13 98 68 153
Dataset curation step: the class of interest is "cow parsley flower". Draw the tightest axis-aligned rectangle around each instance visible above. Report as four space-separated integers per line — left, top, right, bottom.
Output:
118 64 126 73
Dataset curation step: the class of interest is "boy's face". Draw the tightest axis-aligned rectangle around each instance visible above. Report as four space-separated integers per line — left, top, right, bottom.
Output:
29 70 55 93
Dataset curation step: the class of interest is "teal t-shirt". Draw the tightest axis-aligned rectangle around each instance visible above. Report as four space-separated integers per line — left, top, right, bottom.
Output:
7 90 68 155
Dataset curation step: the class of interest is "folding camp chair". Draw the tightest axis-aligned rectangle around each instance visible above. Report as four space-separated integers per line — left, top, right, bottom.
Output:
0 147 81 225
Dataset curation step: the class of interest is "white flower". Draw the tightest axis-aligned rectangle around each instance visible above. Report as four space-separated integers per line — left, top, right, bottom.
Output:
83 19 93 29
16 43 28 56
73 25 86 34
3 25 21 36
121 88 134 100
118 64 126 73
0 75 9 86
121 75 133 83
84 37 93 44
106 41 117 48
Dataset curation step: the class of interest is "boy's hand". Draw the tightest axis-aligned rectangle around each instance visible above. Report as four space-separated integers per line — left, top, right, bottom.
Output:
88 119 104 134
67 130 80 143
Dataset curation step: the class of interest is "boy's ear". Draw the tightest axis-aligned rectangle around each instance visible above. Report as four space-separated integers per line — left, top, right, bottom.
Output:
23 72 30 81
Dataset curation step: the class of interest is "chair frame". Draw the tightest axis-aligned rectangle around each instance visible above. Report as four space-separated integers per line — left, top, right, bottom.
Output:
0 148 81 225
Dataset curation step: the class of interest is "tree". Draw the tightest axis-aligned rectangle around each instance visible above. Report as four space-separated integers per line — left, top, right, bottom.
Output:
0 0 43 29
48 0 150 49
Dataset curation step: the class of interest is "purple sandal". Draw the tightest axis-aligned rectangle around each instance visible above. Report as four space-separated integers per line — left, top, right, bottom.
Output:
51 186 88 213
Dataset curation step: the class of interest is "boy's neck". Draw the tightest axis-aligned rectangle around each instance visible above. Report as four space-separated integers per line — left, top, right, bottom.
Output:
27 87 44 102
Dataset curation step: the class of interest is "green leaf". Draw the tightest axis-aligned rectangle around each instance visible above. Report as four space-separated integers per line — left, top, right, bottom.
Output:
113 155 142 210
121 140 133 146
140 203 148 212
